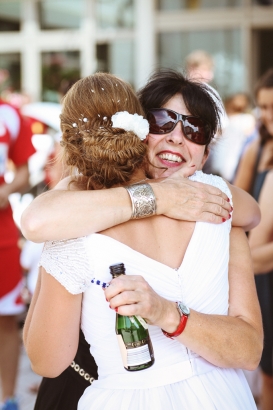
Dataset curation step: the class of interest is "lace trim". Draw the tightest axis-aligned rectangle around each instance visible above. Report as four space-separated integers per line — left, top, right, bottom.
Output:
39 237 93 295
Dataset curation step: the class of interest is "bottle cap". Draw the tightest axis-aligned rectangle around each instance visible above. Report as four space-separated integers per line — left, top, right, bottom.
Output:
109 263 125 277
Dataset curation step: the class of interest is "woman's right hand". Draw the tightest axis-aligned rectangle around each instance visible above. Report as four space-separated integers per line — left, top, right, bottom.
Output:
150 172 232 224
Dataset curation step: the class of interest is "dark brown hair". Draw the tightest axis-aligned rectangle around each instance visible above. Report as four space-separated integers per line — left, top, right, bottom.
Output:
60 73 148 189
254 68 273 144
137 68 222 148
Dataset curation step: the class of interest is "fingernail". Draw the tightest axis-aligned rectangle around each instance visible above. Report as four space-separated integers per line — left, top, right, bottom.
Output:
222 218 226 222
115 307 118 313
227 198 230 202
229 214 231 219
105 297 109 302
231 206 233 211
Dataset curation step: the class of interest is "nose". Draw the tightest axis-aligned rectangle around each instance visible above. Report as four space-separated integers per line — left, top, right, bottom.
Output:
166 121 186 145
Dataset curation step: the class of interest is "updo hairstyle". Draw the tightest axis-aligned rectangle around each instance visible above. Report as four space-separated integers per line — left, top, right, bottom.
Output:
60 73 148 190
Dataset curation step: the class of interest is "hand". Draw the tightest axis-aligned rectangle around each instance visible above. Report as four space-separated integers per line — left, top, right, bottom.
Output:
150 170 232 224
105 275 175 328
0 184 10 209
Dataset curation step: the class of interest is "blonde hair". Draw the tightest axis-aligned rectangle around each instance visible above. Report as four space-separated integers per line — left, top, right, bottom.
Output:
185 50 214 71
60 73 148 189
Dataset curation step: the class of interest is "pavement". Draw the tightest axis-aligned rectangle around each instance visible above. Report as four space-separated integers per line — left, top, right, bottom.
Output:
0 343 42 410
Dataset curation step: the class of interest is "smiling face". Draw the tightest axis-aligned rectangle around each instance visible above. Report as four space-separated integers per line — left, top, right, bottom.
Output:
147 93 208 179
257 87 273 137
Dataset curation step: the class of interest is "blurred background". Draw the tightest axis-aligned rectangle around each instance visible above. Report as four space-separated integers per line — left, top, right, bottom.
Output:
1 1 273 409
0 0 273 102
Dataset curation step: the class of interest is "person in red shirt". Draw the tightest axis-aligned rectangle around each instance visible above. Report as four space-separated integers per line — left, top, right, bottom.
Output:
0 100 35 410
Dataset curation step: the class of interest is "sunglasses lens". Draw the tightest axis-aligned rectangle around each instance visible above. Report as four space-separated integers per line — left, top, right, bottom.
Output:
147 110 176 134
147 109 211 145
183 117 209 145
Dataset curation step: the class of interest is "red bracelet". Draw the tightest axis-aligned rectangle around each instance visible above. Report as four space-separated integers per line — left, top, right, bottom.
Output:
161 302 190 339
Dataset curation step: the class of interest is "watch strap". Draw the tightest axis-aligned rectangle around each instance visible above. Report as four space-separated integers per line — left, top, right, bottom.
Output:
161 302 189 339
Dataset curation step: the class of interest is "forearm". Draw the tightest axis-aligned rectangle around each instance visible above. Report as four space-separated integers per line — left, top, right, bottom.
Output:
5 163 30 195
228 183 261 231
251 242 273 274
21 176 232 243
151 299 262 370
21 187 132 242
175 310 262 370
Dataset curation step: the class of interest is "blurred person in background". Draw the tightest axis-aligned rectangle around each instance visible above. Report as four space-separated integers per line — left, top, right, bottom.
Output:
234 68 273 410
185 50 229 176
185 50 215 84
0 96 35 410
209 92 256 183
249 170 273 410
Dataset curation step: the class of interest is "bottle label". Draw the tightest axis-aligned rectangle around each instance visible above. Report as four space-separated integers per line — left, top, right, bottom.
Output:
116 335 151 368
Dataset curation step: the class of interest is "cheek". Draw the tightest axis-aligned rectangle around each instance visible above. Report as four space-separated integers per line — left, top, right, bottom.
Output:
192 146 207 167
147 135 161 159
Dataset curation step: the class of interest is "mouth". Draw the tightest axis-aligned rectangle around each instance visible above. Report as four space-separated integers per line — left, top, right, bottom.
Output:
157 151 185 167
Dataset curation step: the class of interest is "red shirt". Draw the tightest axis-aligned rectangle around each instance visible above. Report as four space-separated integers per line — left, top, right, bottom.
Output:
0 101 35 247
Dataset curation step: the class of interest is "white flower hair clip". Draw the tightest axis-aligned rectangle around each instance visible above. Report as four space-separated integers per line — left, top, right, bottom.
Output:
111 111 149 141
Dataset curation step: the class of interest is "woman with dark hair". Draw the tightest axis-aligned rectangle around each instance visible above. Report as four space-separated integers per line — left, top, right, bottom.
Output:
235 68 273 410
23 71 261 409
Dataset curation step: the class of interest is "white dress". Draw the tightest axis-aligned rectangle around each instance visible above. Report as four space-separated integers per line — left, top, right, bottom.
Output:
39 171 257 410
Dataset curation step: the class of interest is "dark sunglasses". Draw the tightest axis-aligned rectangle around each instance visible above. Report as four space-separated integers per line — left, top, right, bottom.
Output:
147 108 212 145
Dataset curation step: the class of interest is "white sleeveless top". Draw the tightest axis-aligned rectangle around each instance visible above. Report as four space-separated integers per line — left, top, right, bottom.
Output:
39 171 256 410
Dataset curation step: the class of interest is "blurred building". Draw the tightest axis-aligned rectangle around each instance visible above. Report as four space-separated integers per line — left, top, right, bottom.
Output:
0 0 273 102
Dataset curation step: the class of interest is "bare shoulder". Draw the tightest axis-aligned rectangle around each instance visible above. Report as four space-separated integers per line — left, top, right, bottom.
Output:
53 176 82 192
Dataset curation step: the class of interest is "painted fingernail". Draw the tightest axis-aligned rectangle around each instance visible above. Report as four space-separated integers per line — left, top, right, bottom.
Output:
227 198 230 202
231 206 233 211
115 307 118 313
105 297 109 302
229 214 231 219
222 218 226 222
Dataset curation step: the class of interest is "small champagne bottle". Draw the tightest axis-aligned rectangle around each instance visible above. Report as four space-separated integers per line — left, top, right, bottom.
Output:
109 263 155 372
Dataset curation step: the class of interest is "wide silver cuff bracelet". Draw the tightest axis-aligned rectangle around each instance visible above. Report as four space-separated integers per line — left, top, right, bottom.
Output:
125 183 157 219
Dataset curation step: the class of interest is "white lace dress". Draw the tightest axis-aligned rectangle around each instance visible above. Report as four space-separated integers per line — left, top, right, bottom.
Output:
39 171 257 410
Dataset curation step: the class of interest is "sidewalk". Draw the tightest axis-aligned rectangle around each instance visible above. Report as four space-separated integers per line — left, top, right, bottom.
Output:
0 344 42 410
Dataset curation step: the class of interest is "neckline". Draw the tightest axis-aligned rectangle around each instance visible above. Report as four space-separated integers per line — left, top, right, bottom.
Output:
91 222 198 274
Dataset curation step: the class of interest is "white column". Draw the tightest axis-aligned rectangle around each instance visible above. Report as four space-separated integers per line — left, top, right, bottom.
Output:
134 0 156 89
80 0 97 77
21 0 41 101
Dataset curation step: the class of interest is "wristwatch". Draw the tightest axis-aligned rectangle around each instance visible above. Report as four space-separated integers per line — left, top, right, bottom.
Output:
162 302 190 339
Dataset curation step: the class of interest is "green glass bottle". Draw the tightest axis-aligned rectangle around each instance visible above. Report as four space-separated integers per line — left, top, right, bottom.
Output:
109 263 155 372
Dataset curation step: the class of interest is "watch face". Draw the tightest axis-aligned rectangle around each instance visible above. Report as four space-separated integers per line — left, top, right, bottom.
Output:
177 302 190 316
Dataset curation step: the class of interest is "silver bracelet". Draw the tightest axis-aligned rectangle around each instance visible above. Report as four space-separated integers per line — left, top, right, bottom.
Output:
125 183 157 219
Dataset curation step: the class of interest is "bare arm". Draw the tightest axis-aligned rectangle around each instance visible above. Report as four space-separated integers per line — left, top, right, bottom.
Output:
249 171 273 274
23 268 82 377
106 227 263 370
0 163 29 209
228 183 261 231
21 174 232 243
233 139 259 192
